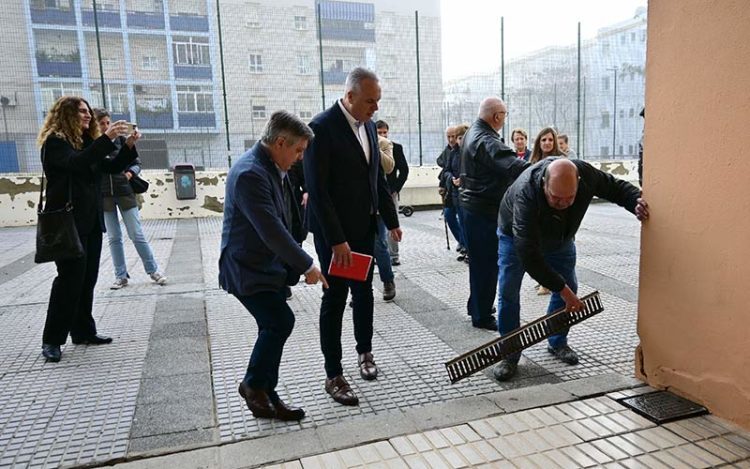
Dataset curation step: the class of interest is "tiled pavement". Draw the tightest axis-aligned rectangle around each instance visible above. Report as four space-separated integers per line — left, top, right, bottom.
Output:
0 205 748 468
274 389 750 469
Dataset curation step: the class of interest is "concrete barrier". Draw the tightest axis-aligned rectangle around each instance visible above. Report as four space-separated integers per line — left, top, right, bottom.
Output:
0 159 639 227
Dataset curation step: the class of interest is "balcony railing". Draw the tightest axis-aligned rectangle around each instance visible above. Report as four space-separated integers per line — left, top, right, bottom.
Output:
126 11 165 30
323 70 348 85
36 59 82 78
178 112 216 128
81 10 121 28
30 8 76 26
320 26 375 42
174 65 212 80
136 111 173 129
169 14 209 32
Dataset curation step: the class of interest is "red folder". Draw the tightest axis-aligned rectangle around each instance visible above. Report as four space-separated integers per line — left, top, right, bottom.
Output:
328 252 373 282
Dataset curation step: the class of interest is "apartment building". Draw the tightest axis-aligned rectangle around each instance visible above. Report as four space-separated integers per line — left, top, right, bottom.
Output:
0 0 442 171
443 7 647 159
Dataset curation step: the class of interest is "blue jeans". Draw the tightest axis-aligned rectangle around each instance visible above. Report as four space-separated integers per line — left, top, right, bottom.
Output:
234 290 294 398
444 206 465 248
461 207 498 324
103 204 159 279
374 216 394 283
497 233 578 361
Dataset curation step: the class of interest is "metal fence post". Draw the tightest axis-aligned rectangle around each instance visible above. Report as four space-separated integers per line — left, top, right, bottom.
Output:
92 0 107 108
415 10 423 166
216 0 232 167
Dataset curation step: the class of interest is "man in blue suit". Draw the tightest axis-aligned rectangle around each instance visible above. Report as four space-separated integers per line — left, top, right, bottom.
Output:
304 67 402 406
219 111 328 421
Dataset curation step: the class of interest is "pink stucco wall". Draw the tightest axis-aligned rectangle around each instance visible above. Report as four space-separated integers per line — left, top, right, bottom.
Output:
636 0 750 429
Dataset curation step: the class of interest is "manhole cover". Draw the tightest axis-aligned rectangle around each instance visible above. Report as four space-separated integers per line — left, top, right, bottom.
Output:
619 391 707 424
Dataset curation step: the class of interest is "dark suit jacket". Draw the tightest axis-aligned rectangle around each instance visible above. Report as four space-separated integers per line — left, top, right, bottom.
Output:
304 102 398 247
386 142 409 193
42 134 137 235
219 143 313 296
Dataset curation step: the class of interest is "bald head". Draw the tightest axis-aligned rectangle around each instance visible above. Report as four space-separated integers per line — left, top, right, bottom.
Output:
543 159 579 210
445 125 457 147
478 97 507 131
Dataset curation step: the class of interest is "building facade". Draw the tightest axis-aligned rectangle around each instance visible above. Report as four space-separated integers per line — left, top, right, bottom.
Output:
443 8 647 160
0 0 442 171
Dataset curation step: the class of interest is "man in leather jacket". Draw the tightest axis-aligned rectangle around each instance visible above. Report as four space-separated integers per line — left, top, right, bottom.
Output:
493 158 649 381
459 97 529 330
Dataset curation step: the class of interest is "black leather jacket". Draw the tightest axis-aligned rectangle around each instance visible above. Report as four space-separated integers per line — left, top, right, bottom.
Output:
41 134 135 234
498 158 641 292
458 119 529 217
101 138 141 198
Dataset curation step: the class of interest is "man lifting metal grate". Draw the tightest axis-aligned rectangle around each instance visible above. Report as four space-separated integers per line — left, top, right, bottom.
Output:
449 158 649 383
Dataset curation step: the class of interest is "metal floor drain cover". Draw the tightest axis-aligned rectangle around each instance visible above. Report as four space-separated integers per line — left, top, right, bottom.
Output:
619 391 708 424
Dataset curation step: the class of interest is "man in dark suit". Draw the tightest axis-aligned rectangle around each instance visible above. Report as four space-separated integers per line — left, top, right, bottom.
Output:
219 111 328 421
376 120 409 266
304 67 402 406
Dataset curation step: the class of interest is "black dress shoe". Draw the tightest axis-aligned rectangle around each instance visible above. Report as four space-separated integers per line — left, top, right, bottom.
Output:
72 334 113 345
270 396 305 421
42 344 61 362
238 382 276 418
472 316 497 331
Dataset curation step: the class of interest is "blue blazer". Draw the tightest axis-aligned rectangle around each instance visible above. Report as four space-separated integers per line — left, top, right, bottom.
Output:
218 143 313 296
303 102 398 247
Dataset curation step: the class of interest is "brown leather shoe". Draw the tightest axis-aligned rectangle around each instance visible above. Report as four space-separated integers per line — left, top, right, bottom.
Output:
238 382 275 419
271 397 305 421
358 352 379 380
325 375 359 406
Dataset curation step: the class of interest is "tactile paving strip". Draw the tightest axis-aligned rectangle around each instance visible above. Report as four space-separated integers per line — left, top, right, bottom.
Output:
0 220 170 469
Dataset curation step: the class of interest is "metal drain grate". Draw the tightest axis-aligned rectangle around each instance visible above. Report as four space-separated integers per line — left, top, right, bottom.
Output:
619 391 708 424
445 291 603 383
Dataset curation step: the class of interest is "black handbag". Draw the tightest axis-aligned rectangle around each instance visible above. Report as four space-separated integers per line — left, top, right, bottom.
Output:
34 145 85 264
129 174 149 194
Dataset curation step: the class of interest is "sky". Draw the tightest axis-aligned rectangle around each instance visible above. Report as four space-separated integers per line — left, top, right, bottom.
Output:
440 0 648 82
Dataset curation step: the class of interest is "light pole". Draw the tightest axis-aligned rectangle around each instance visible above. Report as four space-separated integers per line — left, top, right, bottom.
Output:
607 67 618 157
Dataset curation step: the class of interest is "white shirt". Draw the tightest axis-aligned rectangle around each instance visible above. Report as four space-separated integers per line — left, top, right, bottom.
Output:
337 99 371 164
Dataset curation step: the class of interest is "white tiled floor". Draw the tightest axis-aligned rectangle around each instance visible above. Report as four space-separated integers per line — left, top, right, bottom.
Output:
263 395 750 469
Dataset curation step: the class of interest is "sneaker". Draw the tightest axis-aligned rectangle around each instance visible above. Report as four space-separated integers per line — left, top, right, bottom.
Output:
455 244 465 253
383 281 396 301
391 259 401 266
548 345 579 365
493 359 518 381
149 272 167 285
110 278 128 290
